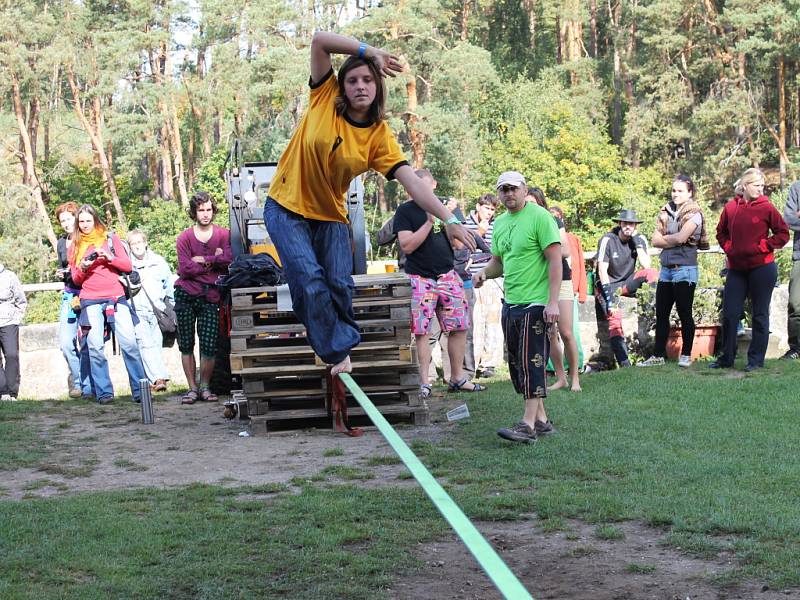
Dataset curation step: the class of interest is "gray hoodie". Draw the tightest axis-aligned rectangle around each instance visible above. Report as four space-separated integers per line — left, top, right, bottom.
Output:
784 182 800 261
0 264 27 327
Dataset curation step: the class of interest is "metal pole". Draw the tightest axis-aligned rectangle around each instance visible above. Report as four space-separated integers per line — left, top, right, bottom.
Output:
140 378 154 424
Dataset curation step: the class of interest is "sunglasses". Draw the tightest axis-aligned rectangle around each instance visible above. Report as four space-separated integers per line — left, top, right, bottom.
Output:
498 185 519 193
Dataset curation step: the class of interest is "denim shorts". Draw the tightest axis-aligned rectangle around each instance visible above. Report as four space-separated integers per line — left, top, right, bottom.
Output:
659 264 698 284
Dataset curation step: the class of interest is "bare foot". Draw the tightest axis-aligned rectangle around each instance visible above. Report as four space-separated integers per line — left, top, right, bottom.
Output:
548 379 569 391
330 356 352 376
570 383 582 392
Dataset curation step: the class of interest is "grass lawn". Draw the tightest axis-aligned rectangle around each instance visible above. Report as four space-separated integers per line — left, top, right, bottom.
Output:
1 360 799 598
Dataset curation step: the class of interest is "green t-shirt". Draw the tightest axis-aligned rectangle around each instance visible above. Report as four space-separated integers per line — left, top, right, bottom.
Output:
491 202 560 304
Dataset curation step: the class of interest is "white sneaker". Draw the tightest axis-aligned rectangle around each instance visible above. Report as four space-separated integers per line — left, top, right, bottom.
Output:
637 356 665 367
0 394 12 401
678 355 692 368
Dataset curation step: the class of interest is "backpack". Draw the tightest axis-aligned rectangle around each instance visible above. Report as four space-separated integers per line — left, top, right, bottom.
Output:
106 232 142 298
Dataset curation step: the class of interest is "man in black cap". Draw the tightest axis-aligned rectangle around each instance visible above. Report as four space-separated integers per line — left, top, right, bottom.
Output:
595 209 658 367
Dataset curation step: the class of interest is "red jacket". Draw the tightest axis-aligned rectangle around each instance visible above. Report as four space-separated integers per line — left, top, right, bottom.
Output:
716 195 789 271
70 233 132 300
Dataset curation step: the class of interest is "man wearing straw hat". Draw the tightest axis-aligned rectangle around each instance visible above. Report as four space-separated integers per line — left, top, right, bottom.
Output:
595 209 658 368
473 171 562 444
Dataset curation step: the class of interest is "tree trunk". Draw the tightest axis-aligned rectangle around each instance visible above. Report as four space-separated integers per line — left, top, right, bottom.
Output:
163 41 189 207
10 70 58 252
65 64 126 229
776 31 787 189
404 73 425 168
160 120 175 200
460 0 470 41
522 0 536 50
589 0 598 58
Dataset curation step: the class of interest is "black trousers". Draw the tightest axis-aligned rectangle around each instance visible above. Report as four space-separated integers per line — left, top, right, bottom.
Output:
0 324 20 397
653 281 696 358
718 262 777 368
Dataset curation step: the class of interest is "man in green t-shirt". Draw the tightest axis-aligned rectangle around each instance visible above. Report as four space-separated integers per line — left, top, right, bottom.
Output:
473 171 562 443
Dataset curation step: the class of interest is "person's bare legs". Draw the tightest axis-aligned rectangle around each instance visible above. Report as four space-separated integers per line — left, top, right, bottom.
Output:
198 356 216 387
547 326 569 390
330 356 352 375
558 298 581 391
522 396 547 427
181 354 198 391
415 334 432 386
446 329 481 390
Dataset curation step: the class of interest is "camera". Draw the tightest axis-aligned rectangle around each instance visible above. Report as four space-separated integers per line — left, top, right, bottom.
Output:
86 251 98 261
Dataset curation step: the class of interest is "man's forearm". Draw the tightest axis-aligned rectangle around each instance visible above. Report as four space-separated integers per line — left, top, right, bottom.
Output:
547 257 562 305
482 256 504 279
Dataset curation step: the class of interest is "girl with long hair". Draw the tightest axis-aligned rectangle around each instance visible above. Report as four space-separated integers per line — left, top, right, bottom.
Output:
639 175 709 367
263 31 474 375
69 205 146 403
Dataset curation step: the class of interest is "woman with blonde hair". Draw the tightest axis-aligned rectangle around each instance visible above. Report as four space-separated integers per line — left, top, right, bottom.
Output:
711 168 789 371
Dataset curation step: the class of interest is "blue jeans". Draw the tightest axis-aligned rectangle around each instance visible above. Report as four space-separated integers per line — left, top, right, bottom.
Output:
135 311 169 382
58 296 92 394
80 302 147 400
659 264 698 284
264 198 360 364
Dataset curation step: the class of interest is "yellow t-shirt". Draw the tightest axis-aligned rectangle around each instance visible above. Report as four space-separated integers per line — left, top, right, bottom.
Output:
269 69 409 223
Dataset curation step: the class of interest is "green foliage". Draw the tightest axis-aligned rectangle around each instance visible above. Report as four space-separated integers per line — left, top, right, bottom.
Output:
0 187 52 284
479 74 667 245
22 291 61 325
193 148 229 205
129 200 191 269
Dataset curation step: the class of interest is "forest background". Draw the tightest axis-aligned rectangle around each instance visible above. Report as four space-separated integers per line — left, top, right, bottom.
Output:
2 0 799 304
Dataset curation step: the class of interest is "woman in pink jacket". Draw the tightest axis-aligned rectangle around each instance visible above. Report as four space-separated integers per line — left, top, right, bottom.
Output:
70 205 146 403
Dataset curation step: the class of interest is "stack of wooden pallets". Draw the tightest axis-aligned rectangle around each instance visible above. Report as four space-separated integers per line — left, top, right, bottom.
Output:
229 273 427 433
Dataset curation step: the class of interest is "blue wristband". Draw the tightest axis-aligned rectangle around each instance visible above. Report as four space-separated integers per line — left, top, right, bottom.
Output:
445 216 461 225
358 42 367 59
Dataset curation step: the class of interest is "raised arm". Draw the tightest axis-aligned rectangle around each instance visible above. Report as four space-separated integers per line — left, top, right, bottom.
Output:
310 32 403 84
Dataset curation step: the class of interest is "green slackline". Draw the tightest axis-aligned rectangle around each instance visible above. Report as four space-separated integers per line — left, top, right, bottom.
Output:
338 373 533 600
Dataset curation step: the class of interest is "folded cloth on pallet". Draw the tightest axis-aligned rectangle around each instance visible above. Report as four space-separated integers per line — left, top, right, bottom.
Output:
217 253 285 289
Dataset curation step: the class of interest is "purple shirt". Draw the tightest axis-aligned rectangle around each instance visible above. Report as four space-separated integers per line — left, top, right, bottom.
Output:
175 225 232 303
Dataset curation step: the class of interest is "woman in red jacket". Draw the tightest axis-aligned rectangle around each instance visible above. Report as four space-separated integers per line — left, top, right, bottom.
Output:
70 205 147 403
711 168 789 371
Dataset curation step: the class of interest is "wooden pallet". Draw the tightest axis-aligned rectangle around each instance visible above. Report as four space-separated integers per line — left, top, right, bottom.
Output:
230 342 415 373
228 274 424 431
230 273 411 312
247 400 430 435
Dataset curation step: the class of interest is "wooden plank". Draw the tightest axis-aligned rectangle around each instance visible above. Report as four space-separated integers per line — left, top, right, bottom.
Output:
232 317 410 336
237 358 415 377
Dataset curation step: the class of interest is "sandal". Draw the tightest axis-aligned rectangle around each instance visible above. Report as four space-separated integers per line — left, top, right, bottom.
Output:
199 388 218 403
447 377 486 393
181 389 198 405
419 384 432 399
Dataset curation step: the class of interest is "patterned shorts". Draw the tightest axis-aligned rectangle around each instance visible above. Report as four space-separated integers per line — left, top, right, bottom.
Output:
174 287 219 358
501 302 549 399
409 270 471 336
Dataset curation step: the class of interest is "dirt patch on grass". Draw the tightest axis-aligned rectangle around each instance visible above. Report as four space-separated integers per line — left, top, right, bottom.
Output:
390 519 792 600
3 396 795 599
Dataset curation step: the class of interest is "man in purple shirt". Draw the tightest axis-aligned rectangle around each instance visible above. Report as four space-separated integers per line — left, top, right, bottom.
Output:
174 191 232 404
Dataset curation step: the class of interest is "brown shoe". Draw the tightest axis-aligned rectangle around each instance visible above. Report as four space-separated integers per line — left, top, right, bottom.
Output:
151 379 168 392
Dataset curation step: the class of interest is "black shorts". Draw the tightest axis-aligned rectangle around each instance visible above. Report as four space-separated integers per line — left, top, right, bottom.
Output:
501 302 549 399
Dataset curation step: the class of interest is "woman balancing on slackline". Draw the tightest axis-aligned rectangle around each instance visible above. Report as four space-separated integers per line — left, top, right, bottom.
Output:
264 32 475 375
